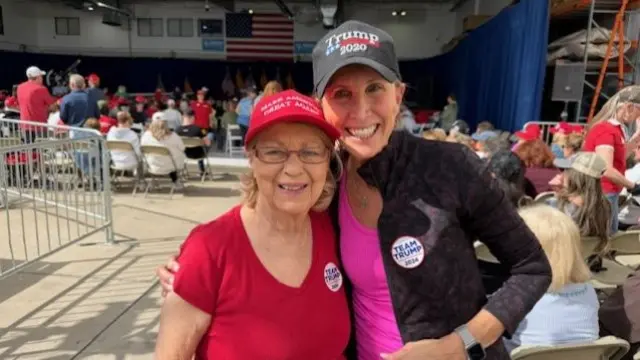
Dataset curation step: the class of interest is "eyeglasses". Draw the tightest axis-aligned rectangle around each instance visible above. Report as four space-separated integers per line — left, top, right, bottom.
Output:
253 146 330 164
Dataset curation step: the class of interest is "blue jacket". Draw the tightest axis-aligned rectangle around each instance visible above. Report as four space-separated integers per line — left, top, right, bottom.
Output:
86 87 105 118
60 90 90 127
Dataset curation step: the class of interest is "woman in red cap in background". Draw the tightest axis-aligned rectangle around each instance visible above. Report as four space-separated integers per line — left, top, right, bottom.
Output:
583 85 640 234
154 90 350 360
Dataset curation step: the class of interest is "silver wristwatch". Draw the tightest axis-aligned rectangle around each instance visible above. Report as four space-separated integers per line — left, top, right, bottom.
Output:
454 324 486 360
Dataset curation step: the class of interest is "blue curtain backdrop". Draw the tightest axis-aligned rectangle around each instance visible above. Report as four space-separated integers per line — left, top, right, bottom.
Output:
421 0 550 132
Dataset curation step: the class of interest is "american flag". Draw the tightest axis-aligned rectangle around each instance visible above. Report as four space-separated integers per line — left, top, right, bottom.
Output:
225 13 294 60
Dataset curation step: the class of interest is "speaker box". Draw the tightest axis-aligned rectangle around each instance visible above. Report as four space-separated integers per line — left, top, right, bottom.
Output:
552 61 585 102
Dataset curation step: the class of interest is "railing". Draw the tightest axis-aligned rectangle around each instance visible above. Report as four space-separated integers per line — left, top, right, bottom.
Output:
0 119 114 279
522 121 586 144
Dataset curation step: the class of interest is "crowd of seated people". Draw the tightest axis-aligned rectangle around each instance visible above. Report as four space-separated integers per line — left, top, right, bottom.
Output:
416 108 640 358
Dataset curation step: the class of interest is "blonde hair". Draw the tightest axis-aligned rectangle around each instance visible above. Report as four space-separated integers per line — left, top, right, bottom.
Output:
552 132 568 146
565 132 584 152
423 128 447 141
476 121 494 132
149 118 170 140
116 111 133 125
241 133 338 212
590 85 640 128
263 81 283 97
518 205 592 292
446 132 473 149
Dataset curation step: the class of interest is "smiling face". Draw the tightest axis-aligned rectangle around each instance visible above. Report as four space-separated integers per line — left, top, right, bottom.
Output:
249 122 331 216
320 65 405 163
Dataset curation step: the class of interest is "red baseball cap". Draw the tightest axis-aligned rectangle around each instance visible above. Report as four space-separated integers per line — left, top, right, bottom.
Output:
570 124 585 134
135 95 146 103
87 73 100 83
244 89 340 148
549 121 571 135
514 123 541 141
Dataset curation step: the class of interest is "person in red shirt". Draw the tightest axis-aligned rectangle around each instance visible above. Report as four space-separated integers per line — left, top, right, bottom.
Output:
154 90 350 360
190 90 214 130
97 100 117 135
583 85 640 233
16 66 55 140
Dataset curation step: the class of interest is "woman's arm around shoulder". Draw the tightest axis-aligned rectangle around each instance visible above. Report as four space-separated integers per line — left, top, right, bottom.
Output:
155 224 222 359
456 146 552 337
155 292 212 360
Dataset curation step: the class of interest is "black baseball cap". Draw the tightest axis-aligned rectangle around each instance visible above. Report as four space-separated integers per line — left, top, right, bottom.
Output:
312 20 401 97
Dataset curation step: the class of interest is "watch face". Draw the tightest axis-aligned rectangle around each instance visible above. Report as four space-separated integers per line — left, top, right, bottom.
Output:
468 344 486 360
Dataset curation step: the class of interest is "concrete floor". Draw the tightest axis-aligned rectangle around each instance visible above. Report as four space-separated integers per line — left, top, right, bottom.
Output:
0 171 244 359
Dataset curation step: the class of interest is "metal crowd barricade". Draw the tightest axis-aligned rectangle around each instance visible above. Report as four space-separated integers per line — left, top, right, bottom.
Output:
0 119 114 279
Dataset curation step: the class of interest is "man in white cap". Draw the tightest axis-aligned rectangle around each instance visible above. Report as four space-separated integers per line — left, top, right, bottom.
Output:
16 65 55 141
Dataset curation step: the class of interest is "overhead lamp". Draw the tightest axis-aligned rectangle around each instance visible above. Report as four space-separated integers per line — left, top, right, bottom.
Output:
400 10 407 16
248 9 254 14
88 6 94 11
392 10 397 16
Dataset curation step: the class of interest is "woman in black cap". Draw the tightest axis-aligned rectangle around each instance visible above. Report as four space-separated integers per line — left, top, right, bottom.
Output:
158 21 551 360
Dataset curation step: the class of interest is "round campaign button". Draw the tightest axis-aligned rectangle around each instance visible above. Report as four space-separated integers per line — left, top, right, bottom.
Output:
324 262 343 292
391 236 425 269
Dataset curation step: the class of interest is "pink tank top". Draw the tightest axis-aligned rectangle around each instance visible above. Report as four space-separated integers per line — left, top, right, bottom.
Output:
338 175 403 360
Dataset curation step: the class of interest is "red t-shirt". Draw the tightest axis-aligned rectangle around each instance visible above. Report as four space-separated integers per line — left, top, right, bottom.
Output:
583 120 626 194
99 115 117 135
191 100 213 129
173 206 351 360
16 81 55 127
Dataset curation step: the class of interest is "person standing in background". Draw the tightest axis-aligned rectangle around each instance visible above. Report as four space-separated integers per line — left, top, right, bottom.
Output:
85 73 105 118
130 96 148 127
191 90 214 131
439 94 458 132
60 74 90 128
163 99 183 131
17 65 56 142
253 80 282 106
217 98 238 151
236 87 256 142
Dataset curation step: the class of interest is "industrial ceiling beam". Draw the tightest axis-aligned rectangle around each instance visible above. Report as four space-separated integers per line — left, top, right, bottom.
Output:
450 0 472 12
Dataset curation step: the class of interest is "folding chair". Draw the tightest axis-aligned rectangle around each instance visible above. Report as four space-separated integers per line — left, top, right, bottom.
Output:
139 145 181 198
226 124 244 156
180 136 213 182
105 140 145 195
510 336 630 360
0 136 22 148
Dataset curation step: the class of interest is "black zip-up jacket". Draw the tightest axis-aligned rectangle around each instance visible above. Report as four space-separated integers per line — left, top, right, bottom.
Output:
329 131 552 359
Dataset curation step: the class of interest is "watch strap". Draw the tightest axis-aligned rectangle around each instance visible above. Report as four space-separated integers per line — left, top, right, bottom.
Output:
455 324 477 349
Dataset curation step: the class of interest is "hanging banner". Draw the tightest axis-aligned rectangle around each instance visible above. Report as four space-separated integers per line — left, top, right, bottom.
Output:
294 41 316 55
202 39 225 52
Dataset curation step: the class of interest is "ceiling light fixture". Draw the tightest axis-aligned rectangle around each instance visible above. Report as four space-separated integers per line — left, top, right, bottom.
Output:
400 10 407 16
392 10 398 16
248 9 254 14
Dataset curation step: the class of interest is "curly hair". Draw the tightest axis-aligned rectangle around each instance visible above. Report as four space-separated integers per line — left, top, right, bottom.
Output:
514 139 555 168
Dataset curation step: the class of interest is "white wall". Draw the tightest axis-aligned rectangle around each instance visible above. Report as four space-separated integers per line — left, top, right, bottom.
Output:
0 0 456 60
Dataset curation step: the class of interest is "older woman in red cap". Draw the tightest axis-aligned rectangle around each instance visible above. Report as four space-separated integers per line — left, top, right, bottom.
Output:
154 90 350 360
